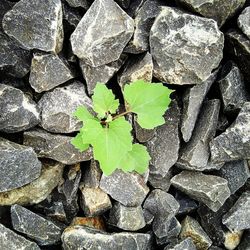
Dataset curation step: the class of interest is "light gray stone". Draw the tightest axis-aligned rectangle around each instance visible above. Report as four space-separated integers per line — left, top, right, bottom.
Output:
65 0 89 8
150 7 224 85
164 238 196 250
70 0 134 67
238 7 250 40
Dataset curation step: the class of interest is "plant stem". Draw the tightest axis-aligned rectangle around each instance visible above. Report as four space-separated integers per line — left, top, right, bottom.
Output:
112 110 131 120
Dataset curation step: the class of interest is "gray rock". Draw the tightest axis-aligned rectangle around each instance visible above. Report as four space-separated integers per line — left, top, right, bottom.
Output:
148 169 172 192
118 52 153 88
70 0 134 67
65 0 89 8
0 0 14 31
238 7 250 40
127 0 146 17
0 84 40 133
177 100 220 171
150 7 224 85
63 2 82 29
23 129 92 165
45 201 67 223
29 53 74 93
171 171 231 212
108 202 146 231
180 216 212 250
0 160 64 206
181 71 217 142
100 170 149 207
115 0 130 9
222 191 250 231
0 138 41 192
164 238 196 250
0 223 40 250
62 225 152 250
134 119 155 143
11 204 63 246
3 0 64 53
82 160 102 188
176 0 246 27
38 81 92 133
210 102 250 163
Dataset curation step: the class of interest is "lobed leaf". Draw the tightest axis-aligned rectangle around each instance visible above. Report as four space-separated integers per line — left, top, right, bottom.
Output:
71 132 89 152
73 105 94 122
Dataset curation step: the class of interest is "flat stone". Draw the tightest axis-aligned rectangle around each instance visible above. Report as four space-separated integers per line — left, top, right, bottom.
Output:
210 102 250 163
164 238 196 250
29 53 74 93
62 225 152 250
0 138 41 192
3 0 64 53
65 0 89 8
0 223 40 250
180 216 212 250
150 7 224 85
181 71 217 142
70 0 134 67
23 128 92 165
171 171 231 212
0 84 40 133
82 160 102 188
100 170 149 207
177 100 220 171
38 81 92 133
238 7 250 40
108 202 145 231
222 191 250 231
0 160 64 206
11 204 63 246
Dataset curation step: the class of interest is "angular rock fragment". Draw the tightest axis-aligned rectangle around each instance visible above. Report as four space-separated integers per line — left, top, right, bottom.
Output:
150 7 224 85
0 138 41 192
238 6 250 40
38 81 92 133
224 230 243 250
100 170 149 207
82 160 102 188
177 100 220 171
11 204 63 246
134 120 155 143
45 201 67 223
29 53 74 93
0 84 40 133
3 0 64 53
70 0 134 67
164 238 196 250
70 217 105 231
148 169 172 191
171 171 231 212
63 2 82 29
65 0 89 9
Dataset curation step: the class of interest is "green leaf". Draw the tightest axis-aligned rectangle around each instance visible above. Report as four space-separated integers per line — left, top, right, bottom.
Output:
123 80 172 129
73 106 94 122
92 83 119 118
71 132 89 152
120 144 151 174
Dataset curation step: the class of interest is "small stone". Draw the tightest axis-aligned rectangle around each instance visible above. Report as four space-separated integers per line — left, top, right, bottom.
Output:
65 0 89 8
0 160 64 206
148 169 172 192
210 102 250 163
82 160 102 188
70 0 134 67
222 191 250 231
171 171 231 212
3 0 64 53
62 225 152 249
150 7 224 85
70 217 105 231
11 204 63 246
143 209 154 225
164 238 196 250
108 202 145 231
180 216 212 250
0 84 40 133
38 81 92 133
29 53 74 93
177 100 220 171
0 138 41 192
238 7 250 40
100 170 149 207
23 128 92 165
0 223 40 250
46 201 67 222
224 230 243 250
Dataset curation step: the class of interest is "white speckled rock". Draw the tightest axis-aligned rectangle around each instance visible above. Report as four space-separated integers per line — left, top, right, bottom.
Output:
238 7 250 40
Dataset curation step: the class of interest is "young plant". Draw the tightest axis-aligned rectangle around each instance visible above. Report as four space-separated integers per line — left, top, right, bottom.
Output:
71 80 172 176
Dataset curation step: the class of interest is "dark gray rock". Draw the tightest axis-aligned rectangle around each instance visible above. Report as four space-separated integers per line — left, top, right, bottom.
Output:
63 2 82 29
238 6 250 40
134 119 155 143
62 225 152 250
29 53 74 93
45 201 67 223
164 238 196 250
100 170 149 207
150 7 224 85
177 100 220 171
210 102 250 163
181 71 217 142
222 191 250 231
3 0 64 53
70 0 134 67
115 0 130 8
0 0 14 31
0 223 40 250
171 171 231 212
127 0 146 17
148 169 172 191
0 138 41 192
23 129 92 165
237 230 250 250
65 0 89 8
11 204 63 246
38 81 92 133
0 84 40 133
108 202 145 231
82 160 102 188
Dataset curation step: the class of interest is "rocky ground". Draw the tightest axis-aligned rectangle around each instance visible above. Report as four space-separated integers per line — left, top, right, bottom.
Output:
0 0 250 249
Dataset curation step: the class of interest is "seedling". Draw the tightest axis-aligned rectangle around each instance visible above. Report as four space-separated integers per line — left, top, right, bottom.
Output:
71 80 172 175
